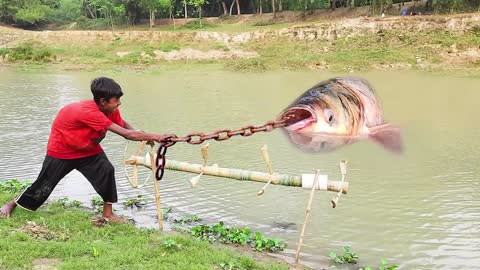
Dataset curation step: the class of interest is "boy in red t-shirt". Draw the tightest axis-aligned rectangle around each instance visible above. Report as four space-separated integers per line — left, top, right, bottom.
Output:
0 77 172 223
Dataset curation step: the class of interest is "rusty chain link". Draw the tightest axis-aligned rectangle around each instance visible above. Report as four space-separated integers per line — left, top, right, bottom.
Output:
155 119 286 181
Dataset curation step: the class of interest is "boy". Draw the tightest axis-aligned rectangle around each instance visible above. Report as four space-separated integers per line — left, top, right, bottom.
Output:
0 77 170 222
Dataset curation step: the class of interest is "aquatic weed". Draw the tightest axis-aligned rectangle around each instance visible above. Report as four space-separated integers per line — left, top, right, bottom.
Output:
191 221 286 252
329 246 358 264
359 259 398 270
0 179 30 194
50 198 82 208
123 195 146 208
173 215 201 224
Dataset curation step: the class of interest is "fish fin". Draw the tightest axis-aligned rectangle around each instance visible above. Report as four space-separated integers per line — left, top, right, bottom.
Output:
368 124 403 154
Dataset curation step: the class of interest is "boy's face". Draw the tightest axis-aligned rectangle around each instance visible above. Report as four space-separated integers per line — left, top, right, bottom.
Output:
99 97 122 114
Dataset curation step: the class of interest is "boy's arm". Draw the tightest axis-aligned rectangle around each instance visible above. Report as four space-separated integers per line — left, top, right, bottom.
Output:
121 121 156 145
107 123 172 143
123 121 135 130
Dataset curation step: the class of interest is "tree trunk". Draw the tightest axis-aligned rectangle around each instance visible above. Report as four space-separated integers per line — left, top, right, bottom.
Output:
259 0 262 14
278 0 282 12
170 8 176 29
127 11 136 26
236 0 240 15
149 10 155 30
184 0 188 19
86 4 96 19
229 0 235 16
221 1 228 15
199 6 202 27
271 0 276 18
330 0 337 10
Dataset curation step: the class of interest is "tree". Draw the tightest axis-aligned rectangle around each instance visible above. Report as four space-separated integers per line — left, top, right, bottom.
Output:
140 0 170 29
271 0 275 16
0 0 21 23
188 0 207 19
50 0 82 23
14 0 56 27
88 0 125 30
122 0 142 26
221 0 227 15
228 0 239 15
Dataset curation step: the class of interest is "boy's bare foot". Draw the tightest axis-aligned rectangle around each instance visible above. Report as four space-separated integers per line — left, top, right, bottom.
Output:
101 202 127 223
0 200 17 218
102 214 127 223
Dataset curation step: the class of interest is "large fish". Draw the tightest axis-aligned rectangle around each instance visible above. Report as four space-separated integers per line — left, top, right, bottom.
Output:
278 77 402 153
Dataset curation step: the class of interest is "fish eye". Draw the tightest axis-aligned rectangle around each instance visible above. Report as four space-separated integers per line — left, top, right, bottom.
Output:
324 109 335 125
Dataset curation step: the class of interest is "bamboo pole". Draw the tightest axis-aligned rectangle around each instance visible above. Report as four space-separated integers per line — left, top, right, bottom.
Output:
125 156 349 193
295 169 321 264
257 145 274 196
131 141 147 188
331 160 347 208
149 148 163 230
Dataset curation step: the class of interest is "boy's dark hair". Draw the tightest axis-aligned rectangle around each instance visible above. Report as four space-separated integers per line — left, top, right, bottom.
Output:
90 77 123 103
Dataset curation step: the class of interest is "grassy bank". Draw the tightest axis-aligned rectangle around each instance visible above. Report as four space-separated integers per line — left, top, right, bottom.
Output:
1 15 480 77
0 187 290 270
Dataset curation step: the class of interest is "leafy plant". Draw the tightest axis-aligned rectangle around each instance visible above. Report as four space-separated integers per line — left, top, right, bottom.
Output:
0 179 30 194
173 215 201 224
253 20 275 26
359 259 398 270
50 197 82 208
162 207 172 219
329 246 359 264
157 42 180 52
182 19 213 29
252 232 284 252
91 196 104 212
92 246 100 258
470 25 480 37
162 238 179 251
191 222 285 252
2 43 54 62
220 261 240 270
123 195 146 208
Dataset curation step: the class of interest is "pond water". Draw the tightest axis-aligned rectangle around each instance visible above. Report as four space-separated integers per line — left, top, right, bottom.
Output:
0 69 479 269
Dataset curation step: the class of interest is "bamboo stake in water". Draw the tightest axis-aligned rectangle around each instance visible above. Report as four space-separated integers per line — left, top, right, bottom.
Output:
149 148 163 230
331 160 347 208
257 145 274 196
295 169 321 264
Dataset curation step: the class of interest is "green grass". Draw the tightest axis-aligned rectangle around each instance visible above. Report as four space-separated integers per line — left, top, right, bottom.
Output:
0 189 289 270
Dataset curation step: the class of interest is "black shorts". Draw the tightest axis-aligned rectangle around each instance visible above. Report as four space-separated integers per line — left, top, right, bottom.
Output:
16 152 117 211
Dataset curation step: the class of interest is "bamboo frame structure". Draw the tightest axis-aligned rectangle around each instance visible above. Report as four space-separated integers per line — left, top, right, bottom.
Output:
125 154 348 193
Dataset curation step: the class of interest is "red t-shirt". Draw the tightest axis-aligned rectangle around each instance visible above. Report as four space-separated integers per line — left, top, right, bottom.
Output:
47 100 125 159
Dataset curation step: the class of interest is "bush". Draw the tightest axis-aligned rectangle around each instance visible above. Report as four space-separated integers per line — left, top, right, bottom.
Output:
470 25 480 37
76 16 111 30
2 43 54 62
182 19 213 29
253 20 275 26
226 57 267 72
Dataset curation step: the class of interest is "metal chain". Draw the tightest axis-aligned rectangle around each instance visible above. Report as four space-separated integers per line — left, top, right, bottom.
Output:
155 119 286 181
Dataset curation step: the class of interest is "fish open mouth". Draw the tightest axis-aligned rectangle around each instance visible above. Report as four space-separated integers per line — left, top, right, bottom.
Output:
279 106 317 131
